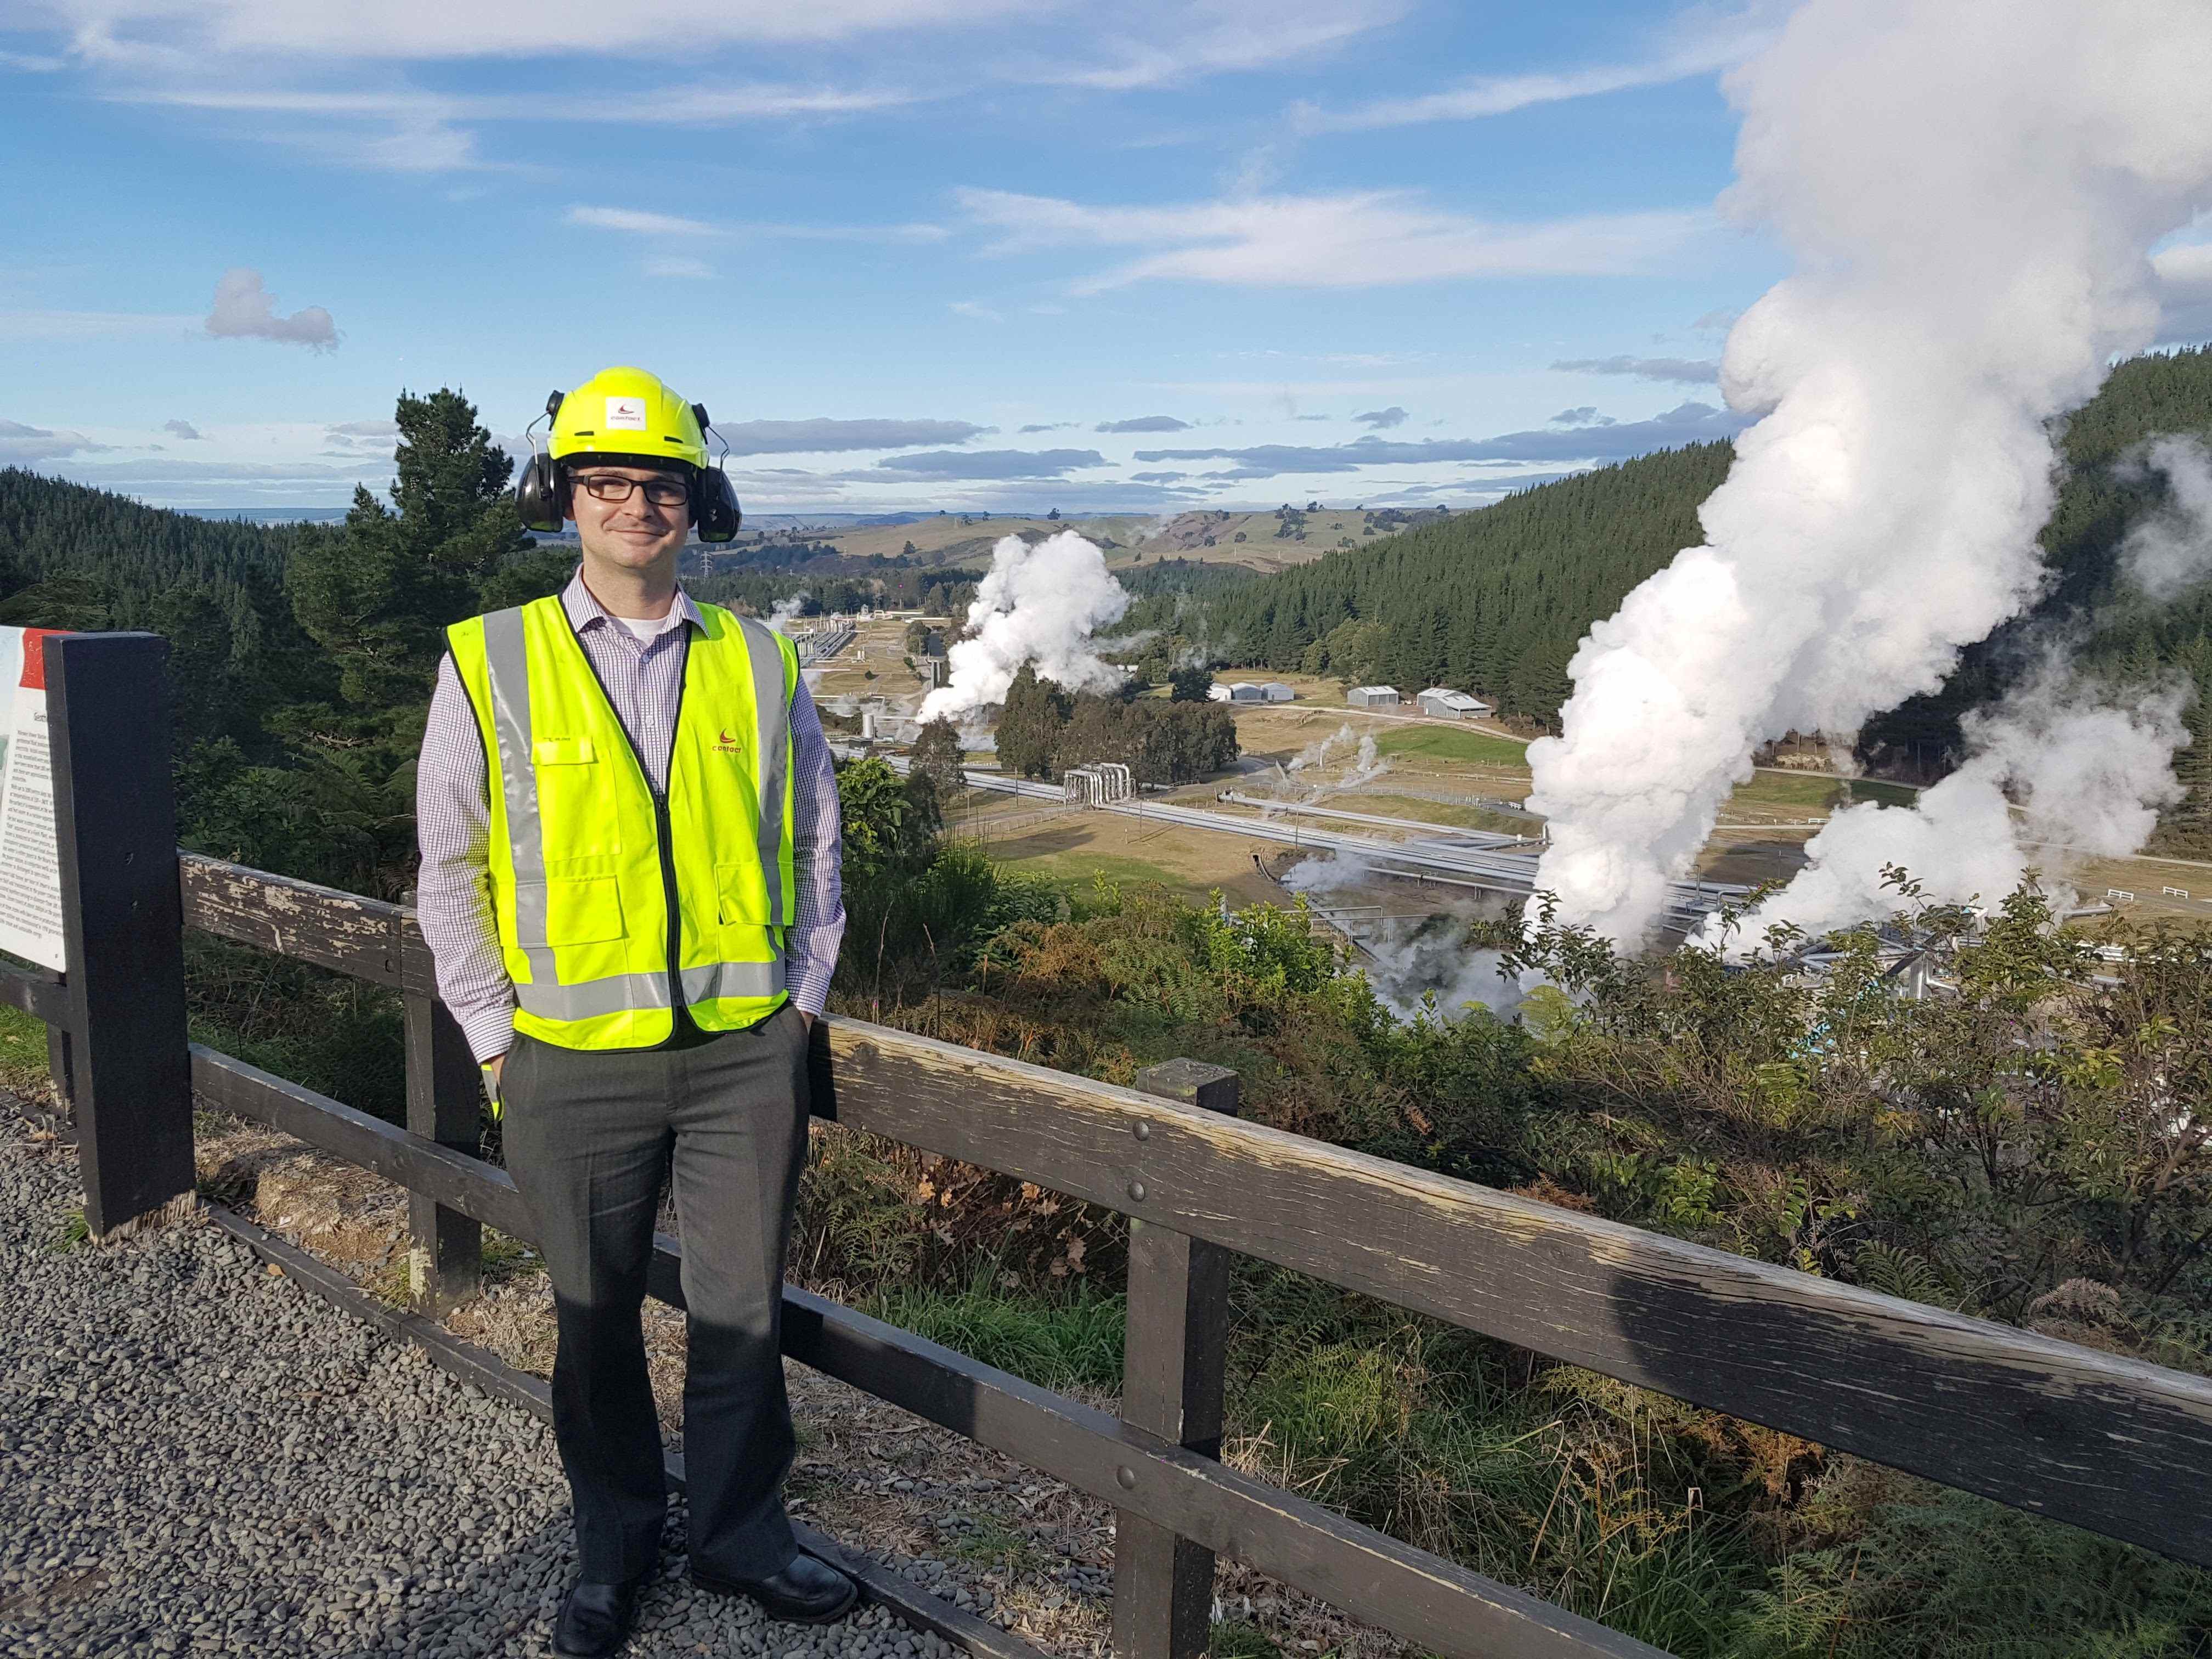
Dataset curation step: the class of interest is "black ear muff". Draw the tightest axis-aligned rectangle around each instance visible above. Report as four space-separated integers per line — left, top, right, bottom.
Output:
515 451 567 532
687 401 740 542
693 465 742 543
515 388 571 531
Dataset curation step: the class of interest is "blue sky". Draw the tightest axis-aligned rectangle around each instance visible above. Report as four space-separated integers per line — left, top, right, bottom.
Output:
0 1 1883 511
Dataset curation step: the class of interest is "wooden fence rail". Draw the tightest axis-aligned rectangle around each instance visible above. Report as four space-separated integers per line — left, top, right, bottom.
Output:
8 631 2212 1659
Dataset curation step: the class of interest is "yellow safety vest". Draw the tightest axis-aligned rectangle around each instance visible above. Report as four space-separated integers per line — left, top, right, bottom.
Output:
445 594 798 1050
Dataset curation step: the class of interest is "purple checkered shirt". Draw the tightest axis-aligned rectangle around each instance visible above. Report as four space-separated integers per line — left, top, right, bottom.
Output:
415 567 845 1063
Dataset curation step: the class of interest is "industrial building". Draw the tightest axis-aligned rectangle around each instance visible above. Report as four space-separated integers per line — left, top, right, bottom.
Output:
1346 685 1401 708
1212 680 1296 703
1417 687 1492 720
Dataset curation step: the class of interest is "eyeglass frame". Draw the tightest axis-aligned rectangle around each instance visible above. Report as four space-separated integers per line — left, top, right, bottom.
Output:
569 471 695 509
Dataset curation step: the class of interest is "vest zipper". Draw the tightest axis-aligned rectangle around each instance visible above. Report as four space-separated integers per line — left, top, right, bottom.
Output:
568 620 691 1032
657 651 690 1028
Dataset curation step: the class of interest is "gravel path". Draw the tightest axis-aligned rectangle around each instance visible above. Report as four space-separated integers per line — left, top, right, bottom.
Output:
0 1102 955 1659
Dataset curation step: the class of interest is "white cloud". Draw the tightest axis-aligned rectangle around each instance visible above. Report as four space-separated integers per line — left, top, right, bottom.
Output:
0 308 198 343
1038 0 1409 91
163 419 205 439
204 268 337 350
1551 354 1721 383
566 204 947 242
0 420 110 462
0 49 68 71
567 205 721 236
56 2 1029 58
1293 5 1776 131
948 300 1005 322
644 256 717 280
2154 240 2212 343
956 187 1713 292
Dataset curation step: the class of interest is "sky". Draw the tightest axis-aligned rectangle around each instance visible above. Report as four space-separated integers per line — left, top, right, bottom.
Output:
2 0 2205 516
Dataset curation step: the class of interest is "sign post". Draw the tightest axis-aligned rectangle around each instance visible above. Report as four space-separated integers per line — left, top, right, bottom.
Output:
46 633 195 1235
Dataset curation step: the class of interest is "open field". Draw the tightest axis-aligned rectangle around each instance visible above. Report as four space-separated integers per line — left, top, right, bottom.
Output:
958 798 1285 907
928 693 2212 933
803 613 948 704
746 507 1412 577
1371 724 1533 768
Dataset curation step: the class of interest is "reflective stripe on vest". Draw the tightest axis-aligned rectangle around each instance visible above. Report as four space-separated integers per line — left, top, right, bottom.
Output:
448 594 798 1049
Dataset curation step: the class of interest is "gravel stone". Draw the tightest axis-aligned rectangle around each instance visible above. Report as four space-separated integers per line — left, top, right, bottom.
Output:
0 1101 951 1659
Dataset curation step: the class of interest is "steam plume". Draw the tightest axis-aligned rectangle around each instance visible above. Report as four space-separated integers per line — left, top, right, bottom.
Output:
1526 0 2212 946
1712 667 2188 949
2120 436 2212 600
920 532 1131 720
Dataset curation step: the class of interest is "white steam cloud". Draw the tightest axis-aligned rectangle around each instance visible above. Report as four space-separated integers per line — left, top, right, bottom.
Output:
1527 0 2212 946
1267 723 1389 802
766 591 811 633
920 532 1131 720
2120 435 2212 600
1283 853 1520 1020
1712 668 2188 949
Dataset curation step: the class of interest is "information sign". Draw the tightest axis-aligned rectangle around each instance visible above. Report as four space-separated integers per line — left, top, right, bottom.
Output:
0 628 69 971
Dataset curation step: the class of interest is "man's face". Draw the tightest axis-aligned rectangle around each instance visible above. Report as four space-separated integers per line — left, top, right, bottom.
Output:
568 463 691 576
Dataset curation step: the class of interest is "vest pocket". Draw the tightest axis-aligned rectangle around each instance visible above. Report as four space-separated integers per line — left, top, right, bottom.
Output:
514 876 626 946
714 860 772 926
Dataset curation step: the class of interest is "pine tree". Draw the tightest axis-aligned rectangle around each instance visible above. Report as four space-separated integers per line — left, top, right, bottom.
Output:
911 716 966 799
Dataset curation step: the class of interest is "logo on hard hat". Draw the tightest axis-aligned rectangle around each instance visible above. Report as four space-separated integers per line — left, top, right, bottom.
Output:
605 396 648 431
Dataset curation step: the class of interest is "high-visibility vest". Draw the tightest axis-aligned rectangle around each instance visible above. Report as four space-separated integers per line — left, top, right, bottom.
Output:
445 594 799 1050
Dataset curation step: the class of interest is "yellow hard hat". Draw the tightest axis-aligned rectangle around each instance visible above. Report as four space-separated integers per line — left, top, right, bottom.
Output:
548 365 709 470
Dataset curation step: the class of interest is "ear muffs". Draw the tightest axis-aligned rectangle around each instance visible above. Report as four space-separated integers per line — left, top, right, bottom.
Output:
688 400 742 543
515 452 568 532
515 389 570 532
693 466 742 543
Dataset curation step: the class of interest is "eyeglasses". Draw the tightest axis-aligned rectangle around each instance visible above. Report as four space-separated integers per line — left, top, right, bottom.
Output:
573 474 691 508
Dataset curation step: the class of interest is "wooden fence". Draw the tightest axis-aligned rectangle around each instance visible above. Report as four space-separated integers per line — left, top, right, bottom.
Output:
6 633 2212 1659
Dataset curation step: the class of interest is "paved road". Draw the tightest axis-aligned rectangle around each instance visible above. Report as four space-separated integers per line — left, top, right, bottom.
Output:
0 1101 950 1659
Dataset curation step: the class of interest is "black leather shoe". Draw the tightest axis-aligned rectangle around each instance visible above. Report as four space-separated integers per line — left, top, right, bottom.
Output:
693 1551 858 1624
552 1571 650 1657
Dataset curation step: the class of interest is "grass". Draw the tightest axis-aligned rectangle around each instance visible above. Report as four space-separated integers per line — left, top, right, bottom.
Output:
947 1514 1053 1578
1372 726 1532 767
864 1273 1126 1394
48 1207 89 1252
0 1001 50 1094
1208 1621 1287 1659
1729 772 1919 811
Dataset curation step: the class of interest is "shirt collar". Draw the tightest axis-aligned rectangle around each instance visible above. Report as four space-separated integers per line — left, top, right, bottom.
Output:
561 566 702 639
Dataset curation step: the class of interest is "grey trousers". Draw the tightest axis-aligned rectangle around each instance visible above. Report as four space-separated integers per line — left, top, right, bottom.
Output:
500 1002 810 1583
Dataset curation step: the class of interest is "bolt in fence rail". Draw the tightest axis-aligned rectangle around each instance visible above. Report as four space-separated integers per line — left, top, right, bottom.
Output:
10 631 2212 1659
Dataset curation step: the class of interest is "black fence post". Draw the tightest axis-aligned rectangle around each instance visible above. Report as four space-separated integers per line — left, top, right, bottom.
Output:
1113 1058 1239 1659
400 895 482 1313
48 633 194 1236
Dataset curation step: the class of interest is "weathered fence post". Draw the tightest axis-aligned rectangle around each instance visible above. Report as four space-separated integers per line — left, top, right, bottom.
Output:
399 895 482 1313
1114 1058 1239 1659
48 633 194 1236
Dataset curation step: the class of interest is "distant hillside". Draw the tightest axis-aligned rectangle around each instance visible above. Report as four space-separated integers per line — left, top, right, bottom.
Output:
0 466 323 630
782 504 1447 574
1203 443 1735 720
1206 346 2212 741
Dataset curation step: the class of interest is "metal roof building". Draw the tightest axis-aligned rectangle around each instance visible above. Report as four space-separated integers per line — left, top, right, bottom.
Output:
1346 685 1400 708
1417 687 1492 720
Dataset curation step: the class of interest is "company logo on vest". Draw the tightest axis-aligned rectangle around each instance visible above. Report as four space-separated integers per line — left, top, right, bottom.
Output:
715 728 744 754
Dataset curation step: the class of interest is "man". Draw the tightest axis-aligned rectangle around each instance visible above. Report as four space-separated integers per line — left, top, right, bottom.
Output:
416 366 853 1657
